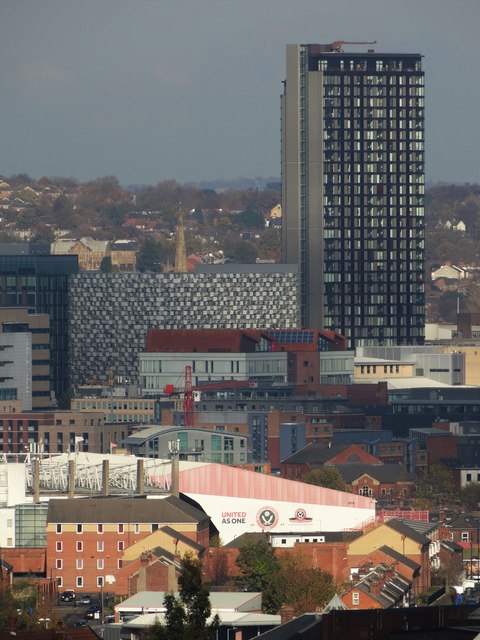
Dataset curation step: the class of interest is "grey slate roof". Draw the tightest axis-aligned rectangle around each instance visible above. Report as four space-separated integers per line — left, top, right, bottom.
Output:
335 463 414 484
396 518 439 537
384 519 430 546
281 443 349 465
160 525 205 552
441 539 463 553
47 495 209 525
224 532 269 548
446 513 480 530
378 545 421 571
254 613 321 639
323 593 348 612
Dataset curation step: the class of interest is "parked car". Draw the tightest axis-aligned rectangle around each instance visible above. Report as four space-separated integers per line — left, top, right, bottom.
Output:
103 614 115 624
60 590 76 602
74 620 88 627
79 595 93 605
85 605 101 620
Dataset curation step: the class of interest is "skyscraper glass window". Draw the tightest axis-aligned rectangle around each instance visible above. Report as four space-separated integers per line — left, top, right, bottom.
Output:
281 43 425 347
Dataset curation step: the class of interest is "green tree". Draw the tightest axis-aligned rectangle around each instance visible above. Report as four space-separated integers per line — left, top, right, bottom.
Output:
236 539 284 614
137 238 165 272
431 553 464 589
236 206 265 229
414 464 455 508
144 554 219 640
303 466 347 492
460 483 480 511
100 256 113 273
224 239 258 264
279 549 336 615
258 227 281 258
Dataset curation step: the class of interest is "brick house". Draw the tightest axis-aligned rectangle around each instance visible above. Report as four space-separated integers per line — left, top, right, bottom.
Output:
280 443 382 481
359 545 421 598
341 563 411 609
46 495 210 593
335 463 415 503
347 519 431 593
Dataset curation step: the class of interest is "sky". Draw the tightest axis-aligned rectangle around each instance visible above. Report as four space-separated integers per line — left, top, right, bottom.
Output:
1 0 479 187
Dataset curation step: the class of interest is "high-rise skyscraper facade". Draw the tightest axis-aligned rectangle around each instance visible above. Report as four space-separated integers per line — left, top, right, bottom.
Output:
281 43 425 347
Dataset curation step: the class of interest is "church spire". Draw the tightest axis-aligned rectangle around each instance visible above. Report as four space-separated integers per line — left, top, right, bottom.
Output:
174 203 187 273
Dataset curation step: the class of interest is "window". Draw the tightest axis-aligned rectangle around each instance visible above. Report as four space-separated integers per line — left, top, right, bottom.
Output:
117 559 123 569
56 523 62 534
76 541 83 552
76 524 83 534
56 541 63 552
97 524 104 534
118 523 124 534
56 577 63 588
352 591 360 606
118 541 124 551
462 532 470 542
97 541 104 552
55 559 62 570
76 558 83 570
134 523 140 534
76 576 83 588
152 523 159 532
97 559 104 570
97 576 104 588
359 485 372 497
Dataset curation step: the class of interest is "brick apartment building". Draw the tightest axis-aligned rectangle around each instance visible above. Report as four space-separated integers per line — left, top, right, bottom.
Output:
46 496 210 593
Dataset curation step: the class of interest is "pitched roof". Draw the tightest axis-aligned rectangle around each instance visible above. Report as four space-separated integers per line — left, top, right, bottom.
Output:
396 518 439 537
47 495 209 525
281 443 349 465
384 519 430 546
160 525 205 552
441 539 463 553
224 531 270 549
335 463 414 484
352 563 412 609
251 613 321 639
377 545 421 571
323 593 348 611
445 513 480 530
117 590 263 612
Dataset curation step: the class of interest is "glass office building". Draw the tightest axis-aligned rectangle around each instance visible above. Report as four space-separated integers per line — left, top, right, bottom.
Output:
0 249 78 399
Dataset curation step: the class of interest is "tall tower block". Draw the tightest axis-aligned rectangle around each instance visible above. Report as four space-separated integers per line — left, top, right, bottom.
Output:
281 43 425 347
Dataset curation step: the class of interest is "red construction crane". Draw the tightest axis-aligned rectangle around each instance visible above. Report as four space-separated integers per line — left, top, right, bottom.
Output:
329 40 377 52
163 365 194 427
183 365 194 428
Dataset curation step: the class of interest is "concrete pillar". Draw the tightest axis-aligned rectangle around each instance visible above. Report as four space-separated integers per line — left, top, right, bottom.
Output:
102 459 110 497
171 457 180 498
136 459 144 495
33 458 40 504
68 459 75 498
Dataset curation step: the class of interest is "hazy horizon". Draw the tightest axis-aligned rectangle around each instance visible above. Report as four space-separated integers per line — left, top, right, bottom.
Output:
2 1 479 186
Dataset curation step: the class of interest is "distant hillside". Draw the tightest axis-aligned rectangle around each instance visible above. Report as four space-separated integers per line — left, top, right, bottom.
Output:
182 176 281 191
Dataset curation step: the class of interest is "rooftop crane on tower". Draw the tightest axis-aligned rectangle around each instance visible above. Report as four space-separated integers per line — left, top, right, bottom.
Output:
329 40 377 52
